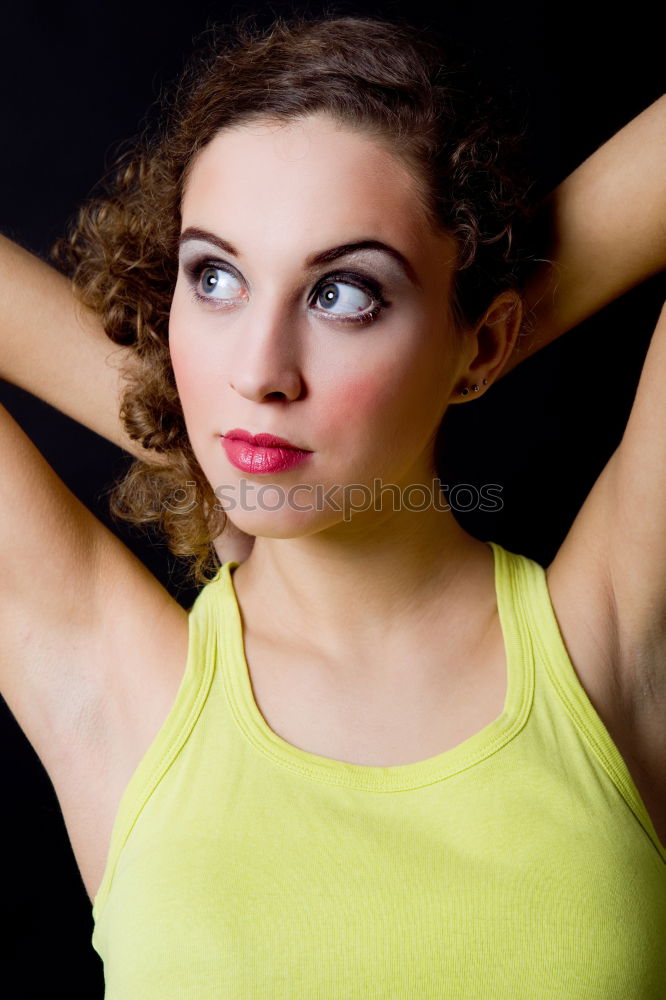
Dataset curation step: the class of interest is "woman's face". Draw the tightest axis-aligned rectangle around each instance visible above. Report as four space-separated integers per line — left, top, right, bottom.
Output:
169 113 464 538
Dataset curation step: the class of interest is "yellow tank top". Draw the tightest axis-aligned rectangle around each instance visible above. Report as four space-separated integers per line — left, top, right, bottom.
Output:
91 541 666 997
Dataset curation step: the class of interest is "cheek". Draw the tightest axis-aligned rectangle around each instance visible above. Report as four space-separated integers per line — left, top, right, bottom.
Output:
317 364 429 474
169 350 200 423
324 345 450 477
169 341 198 397
168 303 188 386
168 310 211 418
320 371 394 433
326 355 435 433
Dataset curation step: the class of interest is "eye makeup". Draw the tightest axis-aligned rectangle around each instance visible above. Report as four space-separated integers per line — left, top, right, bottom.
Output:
183 257 245 303
177 226 421 289
308 270 390 325
180 254 393 327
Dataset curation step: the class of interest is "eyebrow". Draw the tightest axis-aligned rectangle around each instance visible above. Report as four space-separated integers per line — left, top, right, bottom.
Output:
178 226 421 288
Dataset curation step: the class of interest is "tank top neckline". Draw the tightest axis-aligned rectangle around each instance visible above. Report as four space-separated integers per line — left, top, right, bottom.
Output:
216 541 534 791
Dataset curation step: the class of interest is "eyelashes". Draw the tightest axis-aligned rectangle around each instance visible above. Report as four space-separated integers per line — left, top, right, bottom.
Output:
182 256 391 326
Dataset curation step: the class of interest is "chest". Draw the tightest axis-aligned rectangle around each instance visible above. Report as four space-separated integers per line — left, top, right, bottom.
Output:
92 646 666 997
241 616 508 766
57 576 665 907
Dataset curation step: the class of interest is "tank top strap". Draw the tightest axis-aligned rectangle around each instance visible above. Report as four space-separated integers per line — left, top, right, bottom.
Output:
487 540 665 862
92 567 228 923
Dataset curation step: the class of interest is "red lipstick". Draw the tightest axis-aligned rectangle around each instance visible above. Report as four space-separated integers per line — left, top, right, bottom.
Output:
221 428 313 475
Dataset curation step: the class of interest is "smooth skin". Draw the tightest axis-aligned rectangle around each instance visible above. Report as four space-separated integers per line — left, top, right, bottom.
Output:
0 96 664 904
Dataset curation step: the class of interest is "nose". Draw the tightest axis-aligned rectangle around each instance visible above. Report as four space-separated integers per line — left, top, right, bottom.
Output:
228 302 304 403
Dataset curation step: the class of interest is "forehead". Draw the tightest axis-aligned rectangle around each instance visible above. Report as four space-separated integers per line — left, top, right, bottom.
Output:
180 115 442 259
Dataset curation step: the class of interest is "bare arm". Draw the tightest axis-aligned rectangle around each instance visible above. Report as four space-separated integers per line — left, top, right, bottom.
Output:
0 236 255 563
501 93 666 379
0 233 151 459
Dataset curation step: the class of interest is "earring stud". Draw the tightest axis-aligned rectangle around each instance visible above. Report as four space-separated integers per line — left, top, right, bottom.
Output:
459 378 488 397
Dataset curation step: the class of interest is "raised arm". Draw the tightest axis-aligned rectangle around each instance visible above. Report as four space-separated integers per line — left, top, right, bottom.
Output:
0 233 153 459
501 93 666 378
501 92 666 836
0 235 254 563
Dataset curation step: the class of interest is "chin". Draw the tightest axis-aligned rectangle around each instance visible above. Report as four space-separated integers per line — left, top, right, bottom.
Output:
223 506 343 540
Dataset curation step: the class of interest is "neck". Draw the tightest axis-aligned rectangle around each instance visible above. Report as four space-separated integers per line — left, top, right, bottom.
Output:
230 492 492 665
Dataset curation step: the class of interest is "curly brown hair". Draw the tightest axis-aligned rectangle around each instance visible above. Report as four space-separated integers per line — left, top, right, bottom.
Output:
51 10 539 587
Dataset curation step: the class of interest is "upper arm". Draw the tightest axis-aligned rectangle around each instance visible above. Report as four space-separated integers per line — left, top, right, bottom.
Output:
604 302 666 695
0 400 187 781
546 301 666 789
502 95 666 380
0 234 166 463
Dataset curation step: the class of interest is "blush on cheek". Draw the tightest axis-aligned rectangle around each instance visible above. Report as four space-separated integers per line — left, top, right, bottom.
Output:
328 373 393 419
333 373 410 451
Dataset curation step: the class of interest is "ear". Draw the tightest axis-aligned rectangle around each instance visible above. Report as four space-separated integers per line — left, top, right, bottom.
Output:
448 290 524 404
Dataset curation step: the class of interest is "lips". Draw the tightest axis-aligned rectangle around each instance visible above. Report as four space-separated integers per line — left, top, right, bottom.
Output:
221 428 313 475
223 427 310 451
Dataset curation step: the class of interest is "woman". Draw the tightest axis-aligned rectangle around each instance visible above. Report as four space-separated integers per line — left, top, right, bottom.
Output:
1 11 664 997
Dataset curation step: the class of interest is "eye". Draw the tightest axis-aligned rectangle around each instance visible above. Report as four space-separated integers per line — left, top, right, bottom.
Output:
314 280 372 314
194 265 245 302
310 273 388 325
182 258 248 307
184 258 389 325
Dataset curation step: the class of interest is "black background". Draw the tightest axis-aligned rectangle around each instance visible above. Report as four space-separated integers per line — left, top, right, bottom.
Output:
0 1 664 995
